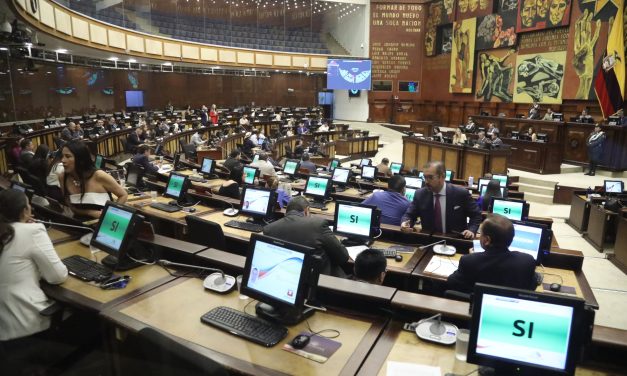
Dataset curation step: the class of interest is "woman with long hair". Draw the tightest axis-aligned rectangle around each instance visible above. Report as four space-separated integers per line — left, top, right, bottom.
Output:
452 128 467 145
29 144 51 182
477 179 503 211
0 189 67 342
59 140 127 218
218 166 243 199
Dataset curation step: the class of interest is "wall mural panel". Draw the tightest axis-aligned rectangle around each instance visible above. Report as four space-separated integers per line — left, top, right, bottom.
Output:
517 0 572 32
513 51 567 103
456 0 496 20
476 13 518 49
476 48 517 102
450 17 477 93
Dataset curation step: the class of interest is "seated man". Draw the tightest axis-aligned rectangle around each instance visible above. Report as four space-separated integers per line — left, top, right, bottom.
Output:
223 149 243 173
362 175 410 226
354 249 387 285
126 127 143 153
490 131 503 146
299 153 317 174
376 158 392 177
249 152 277 178
190 129 207 147
131 144 159 174
61 121 83 142
446 214 537 293
401 161 481 239
19 138 35 167
263 196 349 278
474 131 489 148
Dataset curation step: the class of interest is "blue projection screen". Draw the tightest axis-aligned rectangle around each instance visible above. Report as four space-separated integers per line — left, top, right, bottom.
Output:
125 90 144 108
326 59 372 90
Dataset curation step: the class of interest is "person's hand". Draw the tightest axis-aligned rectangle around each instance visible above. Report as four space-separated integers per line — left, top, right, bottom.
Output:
400 221 415 232
461 230 475 239
573 9 600 99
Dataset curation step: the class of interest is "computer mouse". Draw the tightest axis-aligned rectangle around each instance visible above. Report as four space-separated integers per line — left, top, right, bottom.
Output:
290 334 310 349
549 283 561 292
394 254 403 262
223 208 239 217
187 207 196 213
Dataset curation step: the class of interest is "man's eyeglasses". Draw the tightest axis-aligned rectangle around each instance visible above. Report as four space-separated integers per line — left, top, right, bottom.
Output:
423 174 441 180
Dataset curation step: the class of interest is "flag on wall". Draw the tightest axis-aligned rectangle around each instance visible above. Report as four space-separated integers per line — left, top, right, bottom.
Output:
594 1 625 118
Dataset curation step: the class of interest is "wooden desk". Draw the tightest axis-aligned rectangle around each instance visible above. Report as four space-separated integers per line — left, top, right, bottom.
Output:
335 136 380 158
584 204 618 252
568 194 591 233
43 240 175 312
102 278 386 376
609 215 627 275
130 196 215 223
505 138 562 174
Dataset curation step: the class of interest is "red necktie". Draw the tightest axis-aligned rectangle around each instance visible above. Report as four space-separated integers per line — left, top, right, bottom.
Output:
434 193 443 234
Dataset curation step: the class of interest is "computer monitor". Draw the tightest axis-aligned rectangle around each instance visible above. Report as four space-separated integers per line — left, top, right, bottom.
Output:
240 186 277 224
200 157 215 176
94 154 104 169
477 178 491 189
304 176 331 203
243 166 258 185
333 201 380 246
467 283 587 376
331 167 351 190
164 172 189 202
10 181 27 193
361 165 377 181
359 158 371 167
390 162 402 175
604 180 624 193
491 174 508 187
126 163 145 190
445 170 454 181
241 233 318 325
405 177 424 189
490 197 529 221
479 184 507 198
404 187 417 201
252 154 260 163
90 201 143 270
283 160 299 176
552 112 564 121
172 153 182 170
537 133 548 142
511 131 520 139
501 220 552 263
328 159 340 172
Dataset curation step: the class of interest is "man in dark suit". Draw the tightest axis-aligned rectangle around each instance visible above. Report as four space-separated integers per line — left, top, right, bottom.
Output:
131 144 159 174
446 214 537 293
126 127 143 153
401 161 481 239
263 196 349 278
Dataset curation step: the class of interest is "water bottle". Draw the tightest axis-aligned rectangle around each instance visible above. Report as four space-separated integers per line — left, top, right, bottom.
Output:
468 176 474 188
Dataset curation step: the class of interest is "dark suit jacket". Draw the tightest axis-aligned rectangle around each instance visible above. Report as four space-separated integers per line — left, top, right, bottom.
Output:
447 248 537 293
131 154 159 174
401 183 482 234
263 212 349 278
127 132 142 152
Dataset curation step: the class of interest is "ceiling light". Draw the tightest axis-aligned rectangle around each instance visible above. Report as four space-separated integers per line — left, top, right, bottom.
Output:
128 59 137 63
163 62 172 66
108 57 119 61
55 49 67 53
0 47 8 51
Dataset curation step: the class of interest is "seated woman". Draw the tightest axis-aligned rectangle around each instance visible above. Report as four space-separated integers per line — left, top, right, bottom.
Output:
28 144 51 182
477 179 503 211
59 140 127 219
526 126 537 142
452 128 467 145
0 189 68 342
432 126 443 141
266 176 290 209
218 166 243 200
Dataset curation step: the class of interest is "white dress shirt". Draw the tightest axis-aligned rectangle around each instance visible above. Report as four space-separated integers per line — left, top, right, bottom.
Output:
250 160 277 177
0 223 68 340
433 183 447 233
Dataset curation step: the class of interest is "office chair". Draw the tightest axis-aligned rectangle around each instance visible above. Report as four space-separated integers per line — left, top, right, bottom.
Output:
125 162 147 191
16 166 48 197
181 143 197 160
184 215 226 251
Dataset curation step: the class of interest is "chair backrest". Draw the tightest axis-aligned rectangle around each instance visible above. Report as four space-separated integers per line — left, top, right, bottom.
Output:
132 327 228 376
125 162 146 190
182 143 197 160
16 166 47 197
184 215 226 250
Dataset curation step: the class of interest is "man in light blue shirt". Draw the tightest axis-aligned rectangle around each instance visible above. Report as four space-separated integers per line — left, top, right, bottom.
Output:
362 175 410 226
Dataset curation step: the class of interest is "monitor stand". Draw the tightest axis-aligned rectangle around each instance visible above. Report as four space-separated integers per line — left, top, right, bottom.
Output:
101 254 142 271
334 185 347 192
341 237 373 248
309 198 327 210
255 302 315 326
245 217 267 226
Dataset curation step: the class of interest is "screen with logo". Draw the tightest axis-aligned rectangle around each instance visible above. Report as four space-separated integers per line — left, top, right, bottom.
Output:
360 158 371 167
474 293 574 371
201 158 214 174
390 162 402 175
361 165 376 179
332 168 350 185
492 199 525 221
246 239 305 305
604 180 624 193
511 223 543 260
404 187 417 201
283 160 298 175
241 188 272 217
328 159 339 172
94 205 133 253
405 177 424 189
326 59 372 90
165 173 186 199
334 203 374 238
480 185 506 197
305 177 329 198
492 174 508 187
243 166 257 185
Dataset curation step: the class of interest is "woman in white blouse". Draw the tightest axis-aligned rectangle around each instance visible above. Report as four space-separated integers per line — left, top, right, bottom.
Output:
0 189 68 341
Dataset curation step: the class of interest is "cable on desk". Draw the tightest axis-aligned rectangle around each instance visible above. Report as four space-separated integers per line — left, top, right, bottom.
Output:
305 319 340 339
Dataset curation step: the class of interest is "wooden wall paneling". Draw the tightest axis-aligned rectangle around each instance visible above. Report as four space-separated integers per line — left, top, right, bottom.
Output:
462 151 484 181
443 149 459 177
489 155 508 175
417 142 429 169
563 123 590 163
402 140 416 170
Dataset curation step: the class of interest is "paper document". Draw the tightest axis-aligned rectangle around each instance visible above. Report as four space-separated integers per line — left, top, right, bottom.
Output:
386 361 441 376
346 245 369 260
424 256 459 277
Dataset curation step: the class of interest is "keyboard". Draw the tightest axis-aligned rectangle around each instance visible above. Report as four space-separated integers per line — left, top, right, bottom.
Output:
371 248 398 258
149 202 180 213
309 201 327 210
189 176 207 183
63 255 112 282
200 306 287 347
224 220 263 233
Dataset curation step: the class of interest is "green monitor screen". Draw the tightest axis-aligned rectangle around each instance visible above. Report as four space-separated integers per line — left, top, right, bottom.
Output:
445 170 453 181
243 166 257 185
283 160 298 175
93 204 134 253
95 154 104 169
405 177 424 189
165 173 187 199
329 159 340 172
491 198 525 221
492 174 508 187
390 162 402 175
404 187 417 201
305 176 329 198
333 202 376 239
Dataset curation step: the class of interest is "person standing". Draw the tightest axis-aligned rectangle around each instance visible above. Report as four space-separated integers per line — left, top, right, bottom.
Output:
585 124 605 176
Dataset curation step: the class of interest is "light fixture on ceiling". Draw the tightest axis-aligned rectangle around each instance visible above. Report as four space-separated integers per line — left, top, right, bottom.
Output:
163 62 172 66
128 58 137 63
108 57 118 61
55 49 67 53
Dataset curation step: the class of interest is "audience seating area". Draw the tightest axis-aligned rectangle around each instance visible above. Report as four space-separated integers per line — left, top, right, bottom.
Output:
66 1 330 55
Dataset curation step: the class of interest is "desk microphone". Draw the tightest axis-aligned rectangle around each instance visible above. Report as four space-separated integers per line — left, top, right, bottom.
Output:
158 260 236 293
419 239 456 256
35 219 95 246
415 313 458 345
